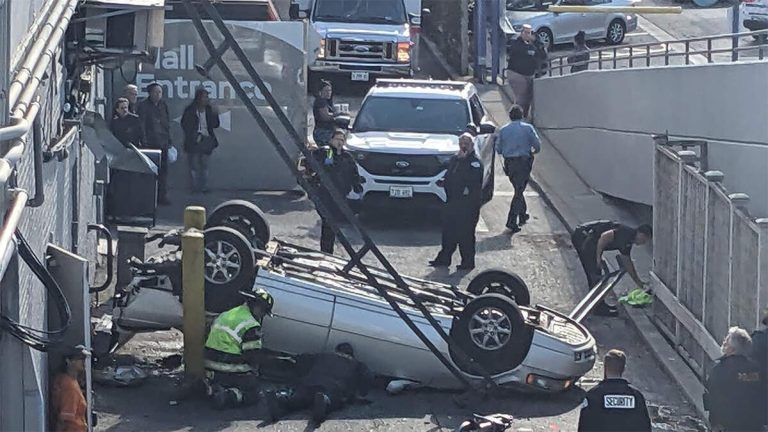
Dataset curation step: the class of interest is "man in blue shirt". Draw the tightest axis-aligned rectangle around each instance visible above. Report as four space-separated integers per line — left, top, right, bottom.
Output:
494 105 541 233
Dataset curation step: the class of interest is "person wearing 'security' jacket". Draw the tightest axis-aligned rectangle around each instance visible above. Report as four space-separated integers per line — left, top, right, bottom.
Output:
578 349 651 432
704 326 765 432
264 343 373 425
429 133 484 271
204 287 285 410
307 128 362 254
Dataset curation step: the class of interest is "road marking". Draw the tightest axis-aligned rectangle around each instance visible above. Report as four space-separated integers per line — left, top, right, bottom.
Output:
626 31 650 37
494 190 540 197
476 215 489 233
637 16 708 64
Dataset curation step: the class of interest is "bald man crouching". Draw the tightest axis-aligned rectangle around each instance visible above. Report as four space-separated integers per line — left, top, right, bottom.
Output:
429 133 483 271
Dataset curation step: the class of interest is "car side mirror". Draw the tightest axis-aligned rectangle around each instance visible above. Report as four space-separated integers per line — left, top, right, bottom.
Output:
479 122 496 134
409 14 422 26
289 4 308 19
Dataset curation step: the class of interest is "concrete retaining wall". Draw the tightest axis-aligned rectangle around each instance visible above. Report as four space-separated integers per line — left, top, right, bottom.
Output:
533 61 768 216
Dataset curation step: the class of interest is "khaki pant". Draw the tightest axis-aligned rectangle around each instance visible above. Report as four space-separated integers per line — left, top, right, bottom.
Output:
505 70 533 117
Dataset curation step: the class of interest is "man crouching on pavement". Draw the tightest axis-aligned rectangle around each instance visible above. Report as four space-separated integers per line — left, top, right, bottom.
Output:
204 287 288 410
429 133 483 271
264 342 373 425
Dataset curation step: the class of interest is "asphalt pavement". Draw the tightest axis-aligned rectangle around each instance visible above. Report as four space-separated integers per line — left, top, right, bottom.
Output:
92 8 723 431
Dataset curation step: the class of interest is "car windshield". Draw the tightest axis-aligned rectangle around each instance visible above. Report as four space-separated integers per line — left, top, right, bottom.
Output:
313 0 407 24
353 96 470 135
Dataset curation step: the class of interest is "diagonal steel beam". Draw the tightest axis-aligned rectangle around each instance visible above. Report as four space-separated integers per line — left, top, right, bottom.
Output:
182 0 499 392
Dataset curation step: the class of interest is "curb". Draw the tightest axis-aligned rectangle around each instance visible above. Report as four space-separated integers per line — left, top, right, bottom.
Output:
422 40 708 420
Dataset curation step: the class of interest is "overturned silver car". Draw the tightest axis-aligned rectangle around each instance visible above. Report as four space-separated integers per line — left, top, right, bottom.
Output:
112 200 624 392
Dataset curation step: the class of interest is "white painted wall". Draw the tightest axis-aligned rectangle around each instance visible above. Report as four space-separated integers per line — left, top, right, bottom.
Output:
533 61 768 216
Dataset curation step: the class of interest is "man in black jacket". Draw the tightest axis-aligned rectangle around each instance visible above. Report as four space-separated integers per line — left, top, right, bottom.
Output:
137 82 172 205
180 88 220 193
505 24 548 118
704 326 764 431
307 129 362 254
578 349 651 432
264 343 373 425
429 133 484 271
110 98 144 148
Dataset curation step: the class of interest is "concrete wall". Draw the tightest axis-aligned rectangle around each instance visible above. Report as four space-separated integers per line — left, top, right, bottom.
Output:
0 1 99 430
533 61 768 216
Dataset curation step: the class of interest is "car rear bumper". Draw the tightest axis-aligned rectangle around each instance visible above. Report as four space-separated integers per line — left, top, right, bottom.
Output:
310 60 412 77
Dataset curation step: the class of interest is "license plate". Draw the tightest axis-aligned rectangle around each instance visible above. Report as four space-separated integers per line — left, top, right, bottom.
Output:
351 71 369 81
389 186 413 198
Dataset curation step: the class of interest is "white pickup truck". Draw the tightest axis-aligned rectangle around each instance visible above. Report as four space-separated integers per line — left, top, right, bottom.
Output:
289 0 428 85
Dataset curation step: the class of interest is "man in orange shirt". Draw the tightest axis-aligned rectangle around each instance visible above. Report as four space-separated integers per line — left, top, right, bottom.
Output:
51 345 89 432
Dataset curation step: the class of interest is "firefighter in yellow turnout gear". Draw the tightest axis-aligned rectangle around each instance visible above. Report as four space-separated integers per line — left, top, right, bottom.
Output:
204 287 282 410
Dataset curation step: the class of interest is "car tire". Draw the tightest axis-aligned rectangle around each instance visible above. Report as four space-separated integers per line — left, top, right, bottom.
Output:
482 154 495 203
203 226 256 313
607 19 626 45
207 200 271 250
537 28 554 50
466 269 531 306
449 293 533 375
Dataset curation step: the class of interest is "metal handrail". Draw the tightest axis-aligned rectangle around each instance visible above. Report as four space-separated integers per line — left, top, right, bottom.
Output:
546 28 768 76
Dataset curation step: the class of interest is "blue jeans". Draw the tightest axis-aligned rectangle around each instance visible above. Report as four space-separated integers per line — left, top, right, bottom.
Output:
188 152 210 191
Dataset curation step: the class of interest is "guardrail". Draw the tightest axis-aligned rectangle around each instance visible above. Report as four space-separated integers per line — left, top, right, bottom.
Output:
545 28 768 76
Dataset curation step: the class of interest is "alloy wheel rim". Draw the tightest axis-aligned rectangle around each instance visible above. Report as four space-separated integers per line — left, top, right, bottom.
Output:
609 24 624 43
204 240 242 283
469 307 513 351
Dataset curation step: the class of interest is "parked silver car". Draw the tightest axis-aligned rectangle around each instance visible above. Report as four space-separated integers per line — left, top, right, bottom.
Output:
506 0 639 48
110 201 625 392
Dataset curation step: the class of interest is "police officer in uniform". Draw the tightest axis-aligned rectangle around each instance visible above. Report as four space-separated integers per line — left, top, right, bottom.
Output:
307 128 362 254
704 327 764 432
429 133 484 271
204 287 285 410
264 343 373 425
578 349 651 432
570 220 652 316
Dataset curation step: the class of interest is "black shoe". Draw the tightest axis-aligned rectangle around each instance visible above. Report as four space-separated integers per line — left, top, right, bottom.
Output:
456 263 475 271
505 224 521 234
311 392 330 424
519 214 530 226
429 259 450 267
594 304 619 317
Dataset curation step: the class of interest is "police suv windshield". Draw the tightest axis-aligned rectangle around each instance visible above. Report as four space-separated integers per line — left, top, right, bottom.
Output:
353 96 471 135
313 0 407 25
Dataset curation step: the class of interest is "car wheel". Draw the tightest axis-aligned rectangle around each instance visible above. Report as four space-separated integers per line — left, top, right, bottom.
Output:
203 226 256 313
449 294 533 375
481 155 495 203
537 28 554 50
207 200 271 250
607 19 626 45
466 269 531 306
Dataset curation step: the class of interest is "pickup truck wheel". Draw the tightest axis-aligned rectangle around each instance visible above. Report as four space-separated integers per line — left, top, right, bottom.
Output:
204 226 256 313
466 269 531 306
450 294 532 375
207 200 271 250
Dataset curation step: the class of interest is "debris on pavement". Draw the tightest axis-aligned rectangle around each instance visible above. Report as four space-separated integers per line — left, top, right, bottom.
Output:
456 413 514 432
385 379 422 395
93 365 148 387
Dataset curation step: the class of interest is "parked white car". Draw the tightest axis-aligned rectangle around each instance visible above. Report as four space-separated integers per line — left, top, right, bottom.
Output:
345 79 496 207
741 0 768 41
109 201 627 392
506 0 639 48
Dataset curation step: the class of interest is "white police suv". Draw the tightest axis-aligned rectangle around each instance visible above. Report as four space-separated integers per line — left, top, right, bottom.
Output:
346 79 497 207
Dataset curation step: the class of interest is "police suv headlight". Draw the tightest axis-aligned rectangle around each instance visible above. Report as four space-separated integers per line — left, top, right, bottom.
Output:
349 150 368 161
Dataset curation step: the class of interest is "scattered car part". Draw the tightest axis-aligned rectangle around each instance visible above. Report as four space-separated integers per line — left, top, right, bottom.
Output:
456 413 514 432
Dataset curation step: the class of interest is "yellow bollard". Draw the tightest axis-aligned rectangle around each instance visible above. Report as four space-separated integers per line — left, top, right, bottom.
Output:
182 206 206 379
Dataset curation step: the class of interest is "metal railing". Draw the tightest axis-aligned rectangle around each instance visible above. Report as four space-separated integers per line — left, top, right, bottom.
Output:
545 28 768 76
